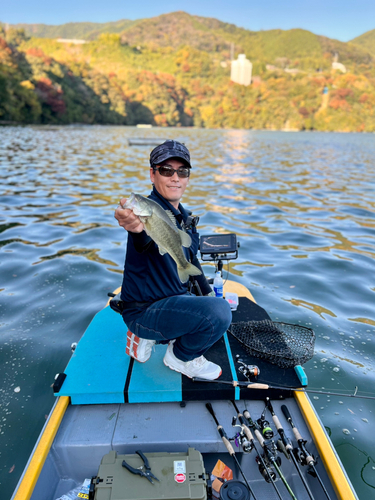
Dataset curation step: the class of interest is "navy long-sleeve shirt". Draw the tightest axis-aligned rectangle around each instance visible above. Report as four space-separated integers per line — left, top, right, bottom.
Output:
120 187 211 319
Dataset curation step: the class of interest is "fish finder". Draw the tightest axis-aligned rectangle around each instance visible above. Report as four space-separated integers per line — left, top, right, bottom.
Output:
199 233 238 262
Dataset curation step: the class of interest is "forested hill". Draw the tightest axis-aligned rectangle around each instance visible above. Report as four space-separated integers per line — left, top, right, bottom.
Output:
1 11 375 131
10 19 138 41
7 12 373 64
351 29 375 56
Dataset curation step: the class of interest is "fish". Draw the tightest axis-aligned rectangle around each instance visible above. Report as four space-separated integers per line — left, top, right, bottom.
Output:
123 193 202 283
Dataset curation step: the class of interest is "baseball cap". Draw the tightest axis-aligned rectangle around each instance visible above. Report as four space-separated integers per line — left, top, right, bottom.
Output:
150 140 192 168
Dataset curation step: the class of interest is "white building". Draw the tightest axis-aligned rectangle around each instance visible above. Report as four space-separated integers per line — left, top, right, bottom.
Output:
332 62 346 73
56 39 87 45
231 54 252 86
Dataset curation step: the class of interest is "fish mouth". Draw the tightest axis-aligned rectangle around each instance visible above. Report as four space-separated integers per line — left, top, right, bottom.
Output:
123 192 136 209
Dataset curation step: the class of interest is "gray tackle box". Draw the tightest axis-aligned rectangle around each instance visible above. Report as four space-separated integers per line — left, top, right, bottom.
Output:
90 448 208 500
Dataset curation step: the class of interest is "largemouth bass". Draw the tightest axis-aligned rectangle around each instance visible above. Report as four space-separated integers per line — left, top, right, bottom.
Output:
123 193 202 283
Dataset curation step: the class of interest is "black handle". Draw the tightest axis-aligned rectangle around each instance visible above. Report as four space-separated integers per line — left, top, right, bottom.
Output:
281 404 292 422
122 460 141 475
265 397 274 414
136 450 150 469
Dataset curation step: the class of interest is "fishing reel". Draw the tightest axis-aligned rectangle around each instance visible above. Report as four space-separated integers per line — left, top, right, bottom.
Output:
235 356 260 381
254 415 280 465
293 442 317 473
231 416 253 453
256 417 274 440
255 456 277 483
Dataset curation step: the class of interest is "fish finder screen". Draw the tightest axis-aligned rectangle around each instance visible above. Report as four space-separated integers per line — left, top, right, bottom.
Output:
200 234 237 255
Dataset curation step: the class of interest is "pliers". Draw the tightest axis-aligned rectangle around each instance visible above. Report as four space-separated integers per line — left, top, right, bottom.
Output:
122 450 160 484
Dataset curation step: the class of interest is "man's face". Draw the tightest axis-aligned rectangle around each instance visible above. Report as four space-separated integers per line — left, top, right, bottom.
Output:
150 158 190 208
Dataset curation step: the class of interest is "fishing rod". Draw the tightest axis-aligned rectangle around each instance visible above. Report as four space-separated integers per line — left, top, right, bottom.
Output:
265 398 315 500
242 405 298 500
205 403 258 500
192 378 375 401
231 401 284 500
281 405 332 500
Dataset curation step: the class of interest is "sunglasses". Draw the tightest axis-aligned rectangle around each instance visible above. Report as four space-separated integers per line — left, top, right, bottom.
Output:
155 165 190 178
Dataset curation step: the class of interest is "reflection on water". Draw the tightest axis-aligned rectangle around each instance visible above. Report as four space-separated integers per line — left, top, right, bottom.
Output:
0 126 375 499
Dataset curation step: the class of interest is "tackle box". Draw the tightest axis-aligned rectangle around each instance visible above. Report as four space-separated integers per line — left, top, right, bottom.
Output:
90 447 208 500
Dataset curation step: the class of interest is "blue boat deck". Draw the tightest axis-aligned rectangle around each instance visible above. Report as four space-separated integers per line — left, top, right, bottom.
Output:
55 297 300 405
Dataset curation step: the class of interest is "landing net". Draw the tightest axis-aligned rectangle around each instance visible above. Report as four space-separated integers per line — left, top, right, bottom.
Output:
228 320 315 369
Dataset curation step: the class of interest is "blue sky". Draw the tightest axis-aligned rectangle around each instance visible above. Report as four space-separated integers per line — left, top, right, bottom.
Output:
2 0 375 42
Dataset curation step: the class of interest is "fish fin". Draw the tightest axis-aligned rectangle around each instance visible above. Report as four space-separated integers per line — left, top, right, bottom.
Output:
177 263 202 283
179 229 192 248
165 210 178 227
158 246 168 256
164 211 191 248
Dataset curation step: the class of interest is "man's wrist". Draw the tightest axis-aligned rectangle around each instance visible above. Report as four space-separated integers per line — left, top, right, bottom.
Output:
129 231 152 252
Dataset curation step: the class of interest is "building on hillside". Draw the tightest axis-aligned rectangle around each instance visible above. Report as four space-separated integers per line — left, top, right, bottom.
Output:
332 62 346 73
231 54 252 86
332 52 346 73
56 39 87 45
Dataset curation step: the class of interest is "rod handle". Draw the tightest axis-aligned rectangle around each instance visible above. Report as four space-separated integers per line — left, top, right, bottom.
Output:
242 423 254 442
236 413 254 441
281 404 292 422
292 427 303 442
254 428 265 447
219 427 235 455
247 383 269 389
305 453 315 466
272 414 283 431
282 405 304 443
243 409 251 421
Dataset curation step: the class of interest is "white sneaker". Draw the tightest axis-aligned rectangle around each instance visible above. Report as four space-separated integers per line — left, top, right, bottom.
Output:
126 330 155 363
163 342 222 380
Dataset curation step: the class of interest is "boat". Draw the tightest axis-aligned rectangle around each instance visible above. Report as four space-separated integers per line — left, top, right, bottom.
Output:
11 238 359 500
128 137 165 146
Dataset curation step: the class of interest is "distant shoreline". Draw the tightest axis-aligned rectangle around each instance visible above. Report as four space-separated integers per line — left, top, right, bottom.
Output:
1 122 373 134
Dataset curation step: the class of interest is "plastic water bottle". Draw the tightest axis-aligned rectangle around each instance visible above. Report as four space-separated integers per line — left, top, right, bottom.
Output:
56 486 81 500
214 271 224 298
55 479 91 500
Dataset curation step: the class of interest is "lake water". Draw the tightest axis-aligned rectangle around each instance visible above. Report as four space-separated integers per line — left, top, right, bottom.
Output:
0 126 374 500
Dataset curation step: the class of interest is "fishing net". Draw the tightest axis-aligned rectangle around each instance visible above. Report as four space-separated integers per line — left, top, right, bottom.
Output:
228 320 315 369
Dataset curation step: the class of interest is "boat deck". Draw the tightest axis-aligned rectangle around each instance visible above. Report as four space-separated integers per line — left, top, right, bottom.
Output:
30 398 340 500
55 297 300 405
13 282 358 500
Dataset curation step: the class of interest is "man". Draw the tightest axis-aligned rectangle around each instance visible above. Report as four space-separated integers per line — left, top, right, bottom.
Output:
114 140 232 380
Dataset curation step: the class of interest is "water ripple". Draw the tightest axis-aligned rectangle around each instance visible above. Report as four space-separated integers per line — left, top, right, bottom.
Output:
0 126 374 499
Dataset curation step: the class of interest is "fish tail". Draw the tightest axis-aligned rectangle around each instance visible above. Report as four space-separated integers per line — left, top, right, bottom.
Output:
177 262 202 283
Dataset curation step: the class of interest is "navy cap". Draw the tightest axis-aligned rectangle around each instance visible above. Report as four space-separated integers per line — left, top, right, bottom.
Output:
150 140 191 168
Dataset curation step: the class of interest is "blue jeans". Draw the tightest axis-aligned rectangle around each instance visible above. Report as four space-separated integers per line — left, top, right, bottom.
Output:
123 295 232 362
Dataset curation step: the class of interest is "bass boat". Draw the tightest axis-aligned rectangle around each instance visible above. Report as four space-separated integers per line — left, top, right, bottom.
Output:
11 234 358 500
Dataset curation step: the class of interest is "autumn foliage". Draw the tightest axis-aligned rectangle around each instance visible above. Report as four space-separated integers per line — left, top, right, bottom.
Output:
1 13 375 131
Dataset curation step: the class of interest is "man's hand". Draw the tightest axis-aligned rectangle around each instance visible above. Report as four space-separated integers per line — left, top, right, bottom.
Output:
114 198 144 233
